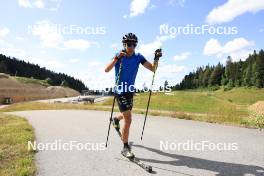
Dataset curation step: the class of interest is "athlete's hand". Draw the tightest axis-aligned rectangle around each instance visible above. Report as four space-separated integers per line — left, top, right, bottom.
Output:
115 50 127 60
154 48 162 60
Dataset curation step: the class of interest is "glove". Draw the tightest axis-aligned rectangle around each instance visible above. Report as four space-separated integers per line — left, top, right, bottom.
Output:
154 48 162 61
115 50 127 61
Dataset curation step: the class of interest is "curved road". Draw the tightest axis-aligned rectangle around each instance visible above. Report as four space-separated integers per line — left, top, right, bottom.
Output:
8 110 264 176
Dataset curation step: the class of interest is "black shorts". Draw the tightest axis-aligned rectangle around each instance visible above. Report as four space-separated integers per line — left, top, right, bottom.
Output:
116 92 134 112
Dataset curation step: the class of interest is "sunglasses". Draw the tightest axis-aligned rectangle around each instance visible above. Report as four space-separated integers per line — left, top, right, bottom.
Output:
126 43 137 48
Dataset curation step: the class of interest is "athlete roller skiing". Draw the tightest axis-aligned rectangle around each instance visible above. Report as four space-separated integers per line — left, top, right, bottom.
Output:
105 33 162 159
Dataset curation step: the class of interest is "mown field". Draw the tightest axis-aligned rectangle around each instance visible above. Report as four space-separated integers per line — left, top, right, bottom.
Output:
101 88 264 127
1 87 264 128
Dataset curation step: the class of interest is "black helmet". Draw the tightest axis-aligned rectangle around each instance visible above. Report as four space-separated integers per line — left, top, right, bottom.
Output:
122 33 138 43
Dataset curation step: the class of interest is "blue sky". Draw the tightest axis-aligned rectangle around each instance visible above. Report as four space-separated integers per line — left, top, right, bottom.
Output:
0 0 263 90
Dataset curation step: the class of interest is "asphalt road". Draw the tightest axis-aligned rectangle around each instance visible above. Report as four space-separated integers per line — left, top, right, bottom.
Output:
8 110 264 176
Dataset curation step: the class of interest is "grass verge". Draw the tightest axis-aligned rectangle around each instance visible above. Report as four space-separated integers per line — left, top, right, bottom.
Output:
0 101 257 128
0 113 36 176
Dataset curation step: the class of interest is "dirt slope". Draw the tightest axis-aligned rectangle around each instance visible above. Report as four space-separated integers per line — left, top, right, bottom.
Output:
249 101 264 115
0 73 80 103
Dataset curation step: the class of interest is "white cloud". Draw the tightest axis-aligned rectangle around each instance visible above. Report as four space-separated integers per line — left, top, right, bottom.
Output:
173 52 191 61
16 37 25 41
137 35 171 58
203 38 255 61
206 0 264 24
155 63 186 86
158 63 185 74
71 66 114 90
203 38 222 56
33 0 44 8
19 57 65 72
69 58 80 64
88 61 102 67
18 0 61 11
0 47 26 58
222 38 254 53
129 0 151 17
31 20 63 49
110 43 121 51
0 40 5 45
64 39 93 51
0 27 10 38
229 50 253 62
18 0 32 8
0 44 66 70
136 61 186 89
30 20 98 51
36 59 65 69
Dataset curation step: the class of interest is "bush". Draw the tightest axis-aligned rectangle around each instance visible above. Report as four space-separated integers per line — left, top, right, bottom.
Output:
45 77 53 85
224 86 233 91
249 111 264 129
208 86 220 91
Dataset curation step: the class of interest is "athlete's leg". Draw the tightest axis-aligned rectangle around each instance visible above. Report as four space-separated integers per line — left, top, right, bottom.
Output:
117 113 123 120
121 110 132 143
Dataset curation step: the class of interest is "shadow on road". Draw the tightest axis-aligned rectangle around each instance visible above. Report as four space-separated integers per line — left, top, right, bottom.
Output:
132 144 264 176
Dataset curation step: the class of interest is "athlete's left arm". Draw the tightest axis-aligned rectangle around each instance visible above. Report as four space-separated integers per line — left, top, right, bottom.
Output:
142 60 158 72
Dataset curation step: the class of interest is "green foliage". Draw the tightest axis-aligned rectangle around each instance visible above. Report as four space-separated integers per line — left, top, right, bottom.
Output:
172 49 264 90
247 111 264 129
208 85 220 91
15 76 50 87
45 77 53 85
60 80 69 87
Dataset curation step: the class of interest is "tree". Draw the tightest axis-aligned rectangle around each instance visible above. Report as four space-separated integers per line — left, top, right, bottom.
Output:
255 50 264 88
164 80 169 91
172 49 263 90
202 66 211 87
209 63 224 86
224 56 232 85
61 80 69 87
45 77 53 85
243 65 253 86
0 54 87 92
0 60 7 73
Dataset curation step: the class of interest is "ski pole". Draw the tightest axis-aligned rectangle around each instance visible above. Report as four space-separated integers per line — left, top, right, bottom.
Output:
105 55 123 148
141 49 162 140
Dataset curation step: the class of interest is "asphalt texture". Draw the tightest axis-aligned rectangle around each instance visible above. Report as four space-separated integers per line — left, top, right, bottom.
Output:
8 110 264 176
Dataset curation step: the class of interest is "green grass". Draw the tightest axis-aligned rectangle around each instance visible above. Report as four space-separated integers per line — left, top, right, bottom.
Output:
102 89 251 115
0 102 111 112
14 76 50 87
213 87 264 105
100 87 264 127
1 87 264 128
0 113 36 176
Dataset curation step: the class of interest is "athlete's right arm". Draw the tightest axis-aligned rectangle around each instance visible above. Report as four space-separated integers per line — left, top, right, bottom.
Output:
104 57 119 72
105 51 126 72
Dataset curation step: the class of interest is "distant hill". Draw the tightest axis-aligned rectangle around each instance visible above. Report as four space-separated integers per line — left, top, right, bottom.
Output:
0 73 80 103
0 54 87 92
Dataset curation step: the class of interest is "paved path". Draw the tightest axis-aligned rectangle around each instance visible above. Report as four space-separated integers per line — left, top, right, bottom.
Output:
8 110 264 176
